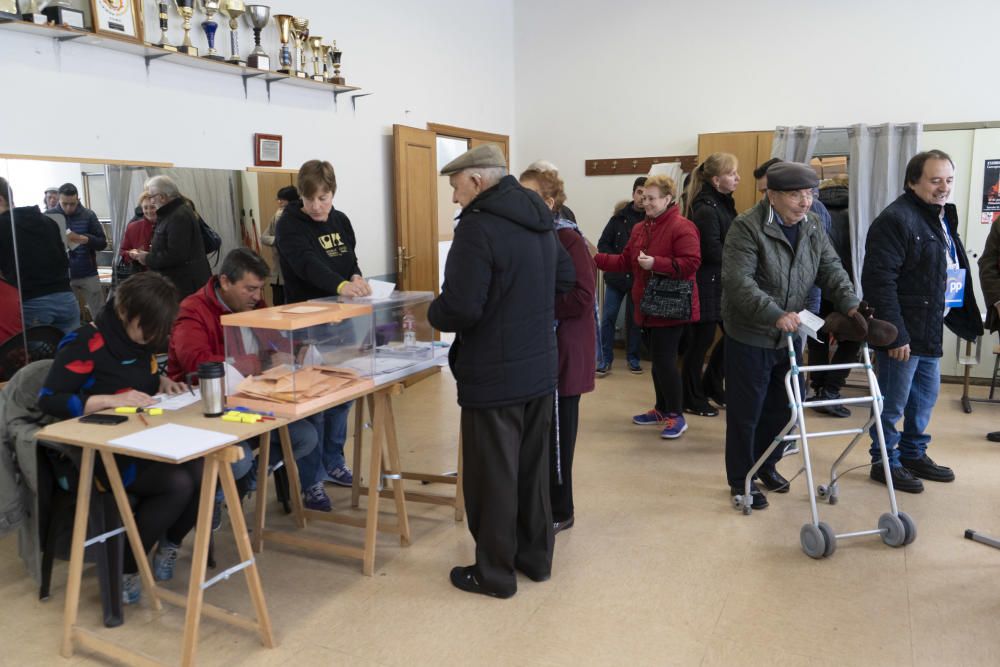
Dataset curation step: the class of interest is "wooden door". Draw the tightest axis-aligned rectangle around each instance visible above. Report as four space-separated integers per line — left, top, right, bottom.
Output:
392 125 438 293
254 171 294 305
698 131 772 213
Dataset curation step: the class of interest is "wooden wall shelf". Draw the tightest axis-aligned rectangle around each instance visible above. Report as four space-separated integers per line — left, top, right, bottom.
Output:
0 18 364 103
586 155 698 176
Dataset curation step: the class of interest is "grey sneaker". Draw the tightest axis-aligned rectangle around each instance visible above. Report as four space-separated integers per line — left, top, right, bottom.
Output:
303 483 333 512
122 573 141 605
153 541 180 582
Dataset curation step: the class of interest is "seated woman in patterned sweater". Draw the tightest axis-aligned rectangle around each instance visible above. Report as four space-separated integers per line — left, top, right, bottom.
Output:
38 272 198 605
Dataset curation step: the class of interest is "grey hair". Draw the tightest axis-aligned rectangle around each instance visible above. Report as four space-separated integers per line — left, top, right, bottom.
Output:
144 174 180 200
526 159 559 173
465 166 508 190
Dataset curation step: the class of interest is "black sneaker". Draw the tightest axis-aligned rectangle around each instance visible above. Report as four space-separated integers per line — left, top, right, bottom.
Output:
449 566 514 599
730 482 768 510
900 455 955 483
870 462 924 493
595 365 610 378
809 388 850 418
684 404 719 417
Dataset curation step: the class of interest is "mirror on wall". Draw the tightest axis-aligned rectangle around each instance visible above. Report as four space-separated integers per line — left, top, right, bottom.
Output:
0 156 277 380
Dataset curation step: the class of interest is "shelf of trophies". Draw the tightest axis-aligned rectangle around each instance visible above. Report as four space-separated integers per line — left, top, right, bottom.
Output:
0 8 363 101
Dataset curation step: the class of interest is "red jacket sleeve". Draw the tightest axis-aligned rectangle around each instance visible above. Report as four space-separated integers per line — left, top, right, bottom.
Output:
168 304 224 381
555 231 597 320
650 220 701 279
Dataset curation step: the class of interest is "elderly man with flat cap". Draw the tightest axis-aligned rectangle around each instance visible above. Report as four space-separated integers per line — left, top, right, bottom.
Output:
721 161 860 510
428 144 574 598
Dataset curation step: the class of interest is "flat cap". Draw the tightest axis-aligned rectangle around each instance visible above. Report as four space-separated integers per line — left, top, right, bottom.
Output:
766 161 819 191
440 144 506 176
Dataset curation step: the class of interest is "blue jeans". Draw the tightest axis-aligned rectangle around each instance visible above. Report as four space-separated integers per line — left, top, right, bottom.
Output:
869 352 940 466
22 291 80 334
232 417 322 488
600 284 640 368
308 401 353 472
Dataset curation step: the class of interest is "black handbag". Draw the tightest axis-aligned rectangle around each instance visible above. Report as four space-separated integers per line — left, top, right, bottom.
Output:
637 219 693 320
640 273 692 320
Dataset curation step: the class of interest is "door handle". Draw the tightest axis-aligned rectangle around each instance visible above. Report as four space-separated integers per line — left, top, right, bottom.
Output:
397 246 415 274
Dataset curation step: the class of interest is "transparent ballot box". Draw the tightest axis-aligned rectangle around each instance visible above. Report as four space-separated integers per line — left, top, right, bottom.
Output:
311 291 441 383
219 301 375 417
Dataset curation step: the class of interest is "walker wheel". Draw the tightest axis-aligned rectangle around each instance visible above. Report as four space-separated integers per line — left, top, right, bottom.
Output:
800 523 828 559
816 484 829 500
879 512 906 547
731 495 743 511
898 511 917 545
819 522 836 557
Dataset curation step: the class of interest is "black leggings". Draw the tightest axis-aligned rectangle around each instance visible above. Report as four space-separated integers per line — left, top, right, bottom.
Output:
549 394 580 523
108 457 203 574
645 326 684 415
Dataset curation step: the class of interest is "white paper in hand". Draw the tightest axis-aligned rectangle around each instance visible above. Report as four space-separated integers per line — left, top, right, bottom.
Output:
797 309 826 342
365 279 396 300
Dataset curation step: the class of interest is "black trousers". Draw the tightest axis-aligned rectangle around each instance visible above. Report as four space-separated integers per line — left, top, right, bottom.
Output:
724 335 803 487
549 394 580 524
806 332 861 393
681 321 721 409
645 326 684 414
461 394 554 594
109 456 203 574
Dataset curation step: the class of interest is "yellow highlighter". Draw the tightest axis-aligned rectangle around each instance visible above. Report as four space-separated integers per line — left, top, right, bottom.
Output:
115 407 139 413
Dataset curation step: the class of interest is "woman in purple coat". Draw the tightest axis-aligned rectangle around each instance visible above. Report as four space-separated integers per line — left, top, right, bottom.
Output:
520 167 596 534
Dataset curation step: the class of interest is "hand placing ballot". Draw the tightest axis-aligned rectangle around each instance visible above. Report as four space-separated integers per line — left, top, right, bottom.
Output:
637 251 654 271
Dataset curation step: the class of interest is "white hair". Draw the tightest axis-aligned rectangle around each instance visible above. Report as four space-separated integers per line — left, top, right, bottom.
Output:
463 166 508 190
144 174 180 200
526 160 559 173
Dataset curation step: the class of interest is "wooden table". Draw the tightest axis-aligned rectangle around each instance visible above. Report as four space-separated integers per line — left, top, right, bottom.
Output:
38 405 281 666
251 381 412 576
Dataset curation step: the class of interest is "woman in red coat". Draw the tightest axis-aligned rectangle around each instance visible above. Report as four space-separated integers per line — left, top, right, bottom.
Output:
594 174 701 439
520 167 595 534
119 192 158 274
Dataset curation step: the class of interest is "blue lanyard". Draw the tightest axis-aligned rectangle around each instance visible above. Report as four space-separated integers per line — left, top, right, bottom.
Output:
941 216 957 264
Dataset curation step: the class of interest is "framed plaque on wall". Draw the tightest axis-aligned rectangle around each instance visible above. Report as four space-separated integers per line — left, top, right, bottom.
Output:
254 134 283 167
90 0 144 43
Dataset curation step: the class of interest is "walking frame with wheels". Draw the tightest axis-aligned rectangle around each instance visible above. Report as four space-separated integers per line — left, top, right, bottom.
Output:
732 333 916 558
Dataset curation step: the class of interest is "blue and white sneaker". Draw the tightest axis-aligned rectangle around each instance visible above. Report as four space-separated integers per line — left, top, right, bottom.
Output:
153 540 180 582
325 464 354 487
303 483 333 512
633 409 669 426
660 414 688 439
122 573 141 605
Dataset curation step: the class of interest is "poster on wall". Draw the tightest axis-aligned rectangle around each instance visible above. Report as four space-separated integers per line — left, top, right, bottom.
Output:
982 159 1000 225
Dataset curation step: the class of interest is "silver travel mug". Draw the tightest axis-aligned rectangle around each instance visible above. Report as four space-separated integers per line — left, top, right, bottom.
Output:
188 361 225 417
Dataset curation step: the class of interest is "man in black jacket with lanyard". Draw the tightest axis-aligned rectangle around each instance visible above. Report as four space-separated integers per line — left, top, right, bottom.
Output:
596 176 646 375
429 144 574 599
862 150 982 493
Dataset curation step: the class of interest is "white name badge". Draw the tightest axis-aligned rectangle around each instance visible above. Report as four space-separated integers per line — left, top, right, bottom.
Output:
946 268 966 307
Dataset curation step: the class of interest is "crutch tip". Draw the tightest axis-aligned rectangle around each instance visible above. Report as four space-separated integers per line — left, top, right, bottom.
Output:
965 529 976 540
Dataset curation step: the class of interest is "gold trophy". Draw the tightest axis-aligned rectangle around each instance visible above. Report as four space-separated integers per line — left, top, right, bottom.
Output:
221 0 245 65
291 16 309 79
319 43 332 82
173 0 199 56
329 40 345 85
307 35 325 82
153 1 178 51
274 14 294 74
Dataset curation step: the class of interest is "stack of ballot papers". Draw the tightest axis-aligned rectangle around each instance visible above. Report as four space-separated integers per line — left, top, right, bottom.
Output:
234 364 361 403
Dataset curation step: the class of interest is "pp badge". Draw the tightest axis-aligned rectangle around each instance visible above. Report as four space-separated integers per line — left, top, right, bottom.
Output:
946 268 966 307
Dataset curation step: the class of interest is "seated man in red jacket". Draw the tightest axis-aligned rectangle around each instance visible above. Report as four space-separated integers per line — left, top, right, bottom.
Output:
167 248 331 516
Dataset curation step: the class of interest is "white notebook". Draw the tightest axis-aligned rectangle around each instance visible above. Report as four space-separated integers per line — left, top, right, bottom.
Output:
108 424 235 462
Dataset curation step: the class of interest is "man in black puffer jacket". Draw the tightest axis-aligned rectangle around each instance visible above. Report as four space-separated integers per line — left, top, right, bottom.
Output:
596 176 646 375
429 145 574 599
862 150 982 494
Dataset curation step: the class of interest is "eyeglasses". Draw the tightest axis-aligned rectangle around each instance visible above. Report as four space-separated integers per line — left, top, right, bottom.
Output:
779 190 815 203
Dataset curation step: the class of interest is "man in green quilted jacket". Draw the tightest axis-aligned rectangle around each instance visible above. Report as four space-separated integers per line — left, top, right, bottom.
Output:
721 161 859 510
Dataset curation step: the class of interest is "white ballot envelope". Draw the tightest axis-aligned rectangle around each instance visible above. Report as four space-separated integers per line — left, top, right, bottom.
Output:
797 309 826 342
